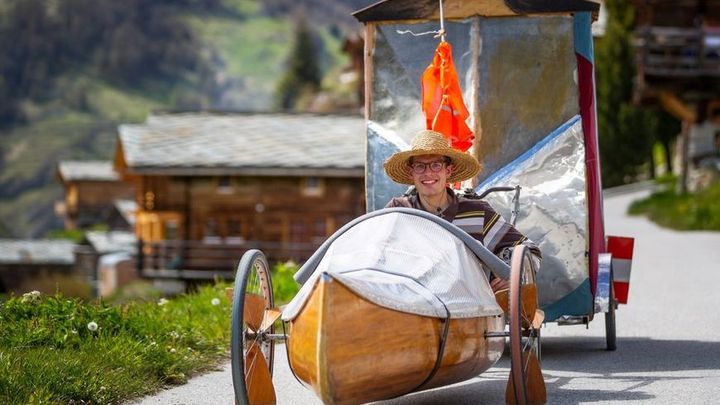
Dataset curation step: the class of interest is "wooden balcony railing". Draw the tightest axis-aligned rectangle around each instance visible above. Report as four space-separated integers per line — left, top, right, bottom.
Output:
635 26 720 77
136 239 321 280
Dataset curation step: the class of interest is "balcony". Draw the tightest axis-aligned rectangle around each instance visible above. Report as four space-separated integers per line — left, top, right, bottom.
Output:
136 239 320 280
635 26 720 78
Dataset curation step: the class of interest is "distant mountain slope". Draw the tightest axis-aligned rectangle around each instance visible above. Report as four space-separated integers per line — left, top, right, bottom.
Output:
0 0 375 238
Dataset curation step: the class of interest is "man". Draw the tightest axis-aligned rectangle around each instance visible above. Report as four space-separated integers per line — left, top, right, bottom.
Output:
384 130 541 292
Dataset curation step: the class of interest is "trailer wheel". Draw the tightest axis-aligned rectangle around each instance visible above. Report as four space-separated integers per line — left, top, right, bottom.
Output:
231 249 276 405
605 267 617 351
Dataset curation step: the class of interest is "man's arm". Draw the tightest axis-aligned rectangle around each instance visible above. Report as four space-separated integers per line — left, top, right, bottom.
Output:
481 203 542 269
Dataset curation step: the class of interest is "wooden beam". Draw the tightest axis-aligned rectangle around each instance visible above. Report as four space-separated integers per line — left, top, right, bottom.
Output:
659 91 697 123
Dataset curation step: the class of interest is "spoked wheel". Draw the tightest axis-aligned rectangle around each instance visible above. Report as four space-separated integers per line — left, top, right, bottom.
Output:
605 267 617 351
507 245 546 405
231 249 279 405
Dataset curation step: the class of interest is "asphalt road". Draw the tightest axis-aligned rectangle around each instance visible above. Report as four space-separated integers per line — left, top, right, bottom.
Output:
131 187 720 404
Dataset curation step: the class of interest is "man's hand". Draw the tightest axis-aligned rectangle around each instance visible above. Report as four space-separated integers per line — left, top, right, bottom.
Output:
490 277 510 293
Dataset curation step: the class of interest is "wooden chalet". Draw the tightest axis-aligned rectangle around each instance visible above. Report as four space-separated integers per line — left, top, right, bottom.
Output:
0 239 75 295
56 161 135 230
633 0 720 191
114 112 366 279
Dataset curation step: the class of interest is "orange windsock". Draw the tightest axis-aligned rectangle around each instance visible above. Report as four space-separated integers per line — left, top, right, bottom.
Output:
421 41 474 152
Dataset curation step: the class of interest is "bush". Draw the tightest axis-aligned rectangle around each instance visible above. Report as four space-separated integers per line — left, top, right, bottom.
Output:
272 260 300 304
628 179 720 231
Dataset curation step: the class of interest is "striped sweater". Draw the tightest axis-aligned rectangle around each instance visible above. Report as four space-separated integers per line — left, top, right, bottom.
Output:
385 188 542 267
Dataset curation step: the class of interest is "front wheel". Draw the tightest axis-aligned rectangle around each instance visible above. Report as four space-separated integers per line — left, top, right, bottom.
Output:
231 249 276 405
507 245 545 405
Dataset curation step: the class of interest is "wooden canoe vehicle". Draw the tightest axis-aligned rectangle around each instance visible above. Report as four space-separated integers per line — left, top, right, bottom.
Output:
228 209 546 405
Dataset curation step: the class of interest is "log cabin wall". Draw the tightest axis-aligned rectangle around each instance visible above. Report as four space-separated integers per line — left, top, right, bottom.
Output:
64 180 135 229
136 174 364 247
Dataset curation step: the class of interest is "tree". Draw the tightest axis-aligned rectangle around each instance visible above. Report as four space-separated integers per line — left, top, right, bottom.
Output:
274 18 322 110
596 0 657 186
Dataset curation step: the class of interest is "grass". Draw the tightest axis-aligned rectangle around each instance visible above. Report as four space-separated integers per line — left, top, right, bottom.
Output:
628 178 720 231
0 285 231 404
0 261 301 403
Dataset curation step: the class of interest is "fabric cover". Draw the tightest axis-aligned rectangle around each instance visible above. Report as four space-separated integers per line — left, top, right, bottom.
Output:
282 212 503 321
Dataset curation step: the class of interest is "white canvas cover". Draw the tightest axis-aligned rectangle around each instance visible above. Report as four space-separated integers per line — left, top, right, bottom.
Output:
282 212 503 321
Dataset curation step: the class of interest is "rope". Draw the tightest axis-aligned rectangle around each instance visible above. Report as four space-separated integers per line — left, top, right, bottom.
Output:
396 0 447 40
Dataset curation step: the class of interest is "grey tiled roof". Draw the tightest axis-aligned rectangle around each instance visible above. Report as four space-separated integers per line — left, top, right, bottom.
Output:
118 112 366 176
113 199 137 226
58 161 120 181
84 231 137 254
0 239 75 265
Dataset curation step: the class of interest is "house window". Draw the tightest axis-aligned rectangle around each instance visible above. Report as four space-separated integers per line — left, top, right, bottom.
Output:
226 218 245 244
289 219 306 243
301 177 325 197
217 176 233 194
164 220 179 240
203 217 221 244
312 218 327 245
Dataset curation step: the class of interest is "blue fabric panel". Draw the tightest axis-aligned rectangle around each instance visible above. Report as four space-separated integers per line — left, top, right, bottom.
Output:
573 12 594 63
542 278 593 322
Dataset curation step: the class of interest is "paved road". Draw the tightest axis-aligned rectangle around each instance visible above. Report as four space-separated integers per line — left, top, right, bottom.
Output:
132 188 720 404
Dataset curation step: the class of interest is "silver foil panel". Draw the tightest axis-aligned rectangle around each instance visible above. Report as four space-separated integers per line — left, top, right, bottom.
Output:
478 116 588 308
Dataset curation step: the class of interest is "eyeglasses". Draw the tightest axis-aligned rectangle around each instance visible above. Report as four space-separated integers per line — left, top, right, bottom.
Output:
409 161 446 174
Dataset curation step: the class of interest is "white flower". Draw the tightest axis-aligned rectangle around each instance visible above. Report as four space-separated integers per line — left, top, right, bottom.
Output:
170 348 176 353
21 290 42 303
157 298 169 306
211 298 220 306
87 321 98 332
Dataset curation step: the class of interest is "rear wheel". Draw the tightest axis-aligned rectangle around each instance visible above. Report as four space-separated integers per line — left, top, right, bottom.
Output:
231 250 276 405
605 268 617 351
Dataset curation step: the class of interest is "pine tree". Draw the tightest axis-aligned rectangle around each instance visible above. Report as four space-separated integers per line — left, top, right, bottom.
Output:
596 0 659 186
274 18 322 110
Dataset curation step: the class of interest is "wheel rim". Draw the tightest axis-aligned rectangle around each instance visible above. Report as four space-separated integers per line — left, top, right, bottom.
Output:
508 245 542 405
244 255 274 371
231 250 275 404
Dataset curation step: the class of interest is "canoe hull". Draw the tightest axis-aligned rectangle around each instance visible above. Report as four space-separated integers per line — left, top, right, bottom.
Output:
288 275 505 405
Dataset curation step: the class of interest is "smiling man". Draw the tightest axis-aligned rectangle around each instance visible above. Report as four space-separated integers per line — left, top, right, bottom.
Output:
383 130 541 292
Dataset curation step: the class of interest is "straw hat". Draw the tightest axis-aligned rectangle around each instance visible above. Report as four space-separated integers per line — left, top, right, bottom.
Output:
383 130 482 185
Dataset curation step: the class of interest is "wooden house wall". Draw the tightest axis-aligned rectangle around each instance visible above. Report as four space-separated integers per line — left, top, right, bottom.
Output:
135 175 365 245
64 180 135 229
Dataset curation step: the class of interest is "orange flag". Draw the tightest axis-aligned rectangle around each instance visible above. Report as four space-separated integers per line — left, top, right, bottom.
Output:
421 41 474 152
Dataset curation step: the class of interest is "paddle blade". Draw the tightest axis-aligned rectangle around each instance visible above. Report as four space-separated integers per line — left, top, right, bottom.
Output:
260 308 282 332
532 309 545 330
245 344 276 405
244 293 266 331
525 350 546 405
506 350 546 405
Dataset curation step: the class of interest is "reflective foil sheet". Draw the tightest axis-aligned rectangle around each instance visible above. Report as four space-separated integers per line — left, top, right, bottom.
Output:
479 116 589 309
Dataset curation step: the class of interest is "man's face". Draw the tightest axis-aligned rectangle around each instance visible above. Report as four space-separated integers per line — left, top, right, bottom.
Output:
409 154 453 199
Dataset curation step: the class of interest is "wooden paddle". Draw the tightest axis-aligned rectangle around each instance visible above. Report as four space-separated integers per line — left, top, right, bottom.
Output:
506 349 546 405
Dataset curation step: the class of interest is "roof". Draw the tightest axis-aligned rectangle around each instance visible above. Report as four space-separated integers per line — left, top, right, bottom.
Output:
57 161 120 182
0 239 75 265
116 112 366 177
114 199 137 227
84 231 137 255
353 0 600 22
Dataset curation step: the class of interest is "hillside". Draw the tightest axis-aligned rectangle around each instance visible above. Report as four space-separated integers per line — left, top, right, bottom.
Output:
0 0 374 238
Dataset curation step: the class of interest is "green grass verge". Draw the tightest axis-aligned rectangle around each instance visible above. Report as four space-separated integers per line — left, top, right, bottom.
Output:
0 285 231 404
628 179 720 231
0 261 301 403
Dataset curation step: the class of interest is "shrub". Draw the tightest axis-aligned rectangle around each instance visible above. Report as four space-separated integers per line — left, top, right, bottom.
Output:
272 260 300 304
